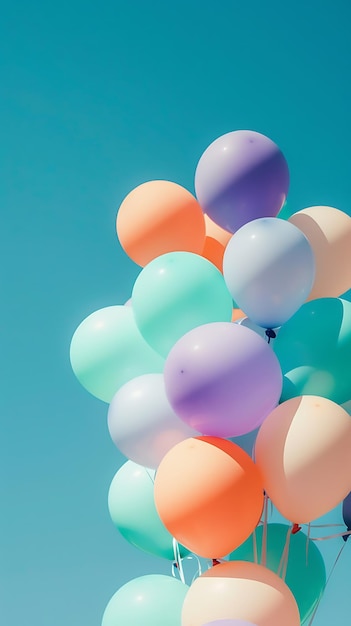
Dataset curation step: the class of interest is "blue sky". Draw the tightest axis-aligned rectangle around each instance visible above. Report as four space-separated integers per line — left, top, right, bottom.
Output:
1 1 351 624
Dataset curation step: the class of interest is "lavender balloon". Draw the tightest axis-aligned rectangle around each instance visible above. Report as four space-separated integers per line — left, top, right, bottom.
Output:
164 322 282 438
195 130 289 233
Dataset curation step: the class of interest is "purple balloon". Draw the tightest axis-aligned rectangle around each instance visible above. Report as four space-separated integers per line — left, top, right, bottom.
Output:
342 492 351 541
195 130 289 233
202 621 258 626
164 322 282 438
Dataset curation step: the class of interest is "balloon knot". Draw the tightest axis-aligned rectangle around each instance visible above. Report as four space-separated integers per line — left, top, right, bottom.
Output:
265 329 276 344
212 559 221 567
292 523 302 534
173 562 179 568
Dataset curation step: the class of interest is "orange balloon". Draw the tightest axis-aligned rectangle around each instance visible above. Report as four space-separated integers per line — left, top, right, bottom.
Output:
231 308 245 322
181 561 300 626
116 181 206 267
154 437 264 558
255 395 351 523
201 215 233 271
289 206 351 299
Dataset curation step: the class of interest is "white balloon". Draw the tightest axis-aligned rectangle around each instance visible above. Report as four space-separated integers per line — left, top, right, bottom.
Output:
108 373 198 468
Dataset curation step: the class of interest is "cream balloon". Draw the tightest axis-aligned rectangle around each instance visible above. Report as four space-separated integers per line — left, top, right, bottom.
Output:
181 561 300 626
255 395 351 523
289 205 351 299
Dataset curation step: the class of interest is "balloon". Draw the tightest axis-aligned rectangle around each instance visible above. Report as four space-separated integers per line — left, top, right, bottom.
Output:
164 322 282 437
201 214 232 271
132 252 233 357
203 621 257 626
274 298 351 404
194 130 289 233
107 374 198 468
108 460 188 560
102 574 188 626
255 396 351 523
289 206 351 300
116 180 206 266
229 524 326 624
154 437 264 558
238 316 272 340
223 218 315 329
181 561 300 626
70 306 164 403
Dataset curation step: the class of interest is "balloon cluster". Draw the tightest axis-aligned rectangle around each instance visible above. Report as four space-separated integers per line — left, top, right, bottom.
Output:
70 130 351 626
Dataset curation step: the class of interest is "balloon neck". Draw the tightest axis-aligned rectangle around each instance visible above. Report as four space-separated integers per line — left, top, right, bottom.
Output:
265 328 276 344
212 558 221 567
291 523 302 534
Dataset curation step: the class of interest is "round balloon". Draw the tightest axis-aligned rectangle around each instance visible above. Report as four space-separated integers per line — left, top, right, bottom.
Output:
116 180 206 266
203 621 257 626
289 206 351 300
108 461 188 560
342 492 351 531
273 298 351 404
229 523 326 624
154 437 264 558
194 130 289 233
108 374 198 468
255 396 351 523
70 306 164 402
164 322 282 437
181 561 300 626
102 574 188 626
223 218 315 329
132 252 233 357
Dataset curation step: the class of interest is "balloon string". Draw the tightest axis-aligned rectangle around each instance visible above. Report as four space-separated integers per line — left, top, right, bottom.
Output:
307 542 347 626
252 528 258 565
309 529 351 541
144 468 155 484
277 526 292 580
172 538 186 584
261 493 268 566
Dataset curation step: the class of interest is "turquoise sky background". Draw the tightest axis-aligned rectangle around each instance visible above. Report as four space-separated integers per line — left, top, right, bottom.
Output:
2 1 351 624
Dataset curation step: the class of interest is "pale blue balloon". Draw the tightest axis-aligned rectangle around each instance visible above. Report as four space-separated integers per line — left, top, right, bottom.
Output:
223 218 315 329
102 574 188 626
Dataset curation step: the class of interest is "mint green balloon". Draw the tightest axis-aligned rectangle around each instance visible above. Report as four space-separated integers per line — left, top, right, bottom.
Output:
70 306 164 402
108 461 188 560
274 298 351 403
132 252 233 357
229 524 326 625
102 574 188 626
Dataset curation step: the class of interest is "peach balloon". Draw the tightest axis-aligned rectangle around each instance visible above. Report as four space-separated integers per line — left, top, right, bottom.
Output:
181 561 300 626
255 396 351 523
202 215 232 271
289 206 351 299
116 180 206 266
154 437 264 558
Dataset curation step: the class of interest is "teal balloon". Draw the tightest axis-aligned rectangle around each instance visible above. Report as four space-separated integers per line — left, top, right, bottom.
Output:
70 306 164 402
274 298 351 404
108 460 188 560
229 524 326 625
102 574 188 626
132 251 233 357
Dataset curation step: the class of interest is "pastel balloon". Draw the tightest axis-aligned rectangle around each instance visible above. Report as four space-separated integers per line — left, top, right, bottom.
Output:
201 214 232 271
195 130 289 233
154 437 264 558
203 621 257 626
255 396 351 523
102 574 188 626
181 561 300 626
108 374 198 468
274 298 351 404
223 218 315 329
342 492 351 532
108 461 188 560
164 322 282 438
229 523 326 624
132 252 233 357
70 306 164 402
116 180 206 266
289 206 351 299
